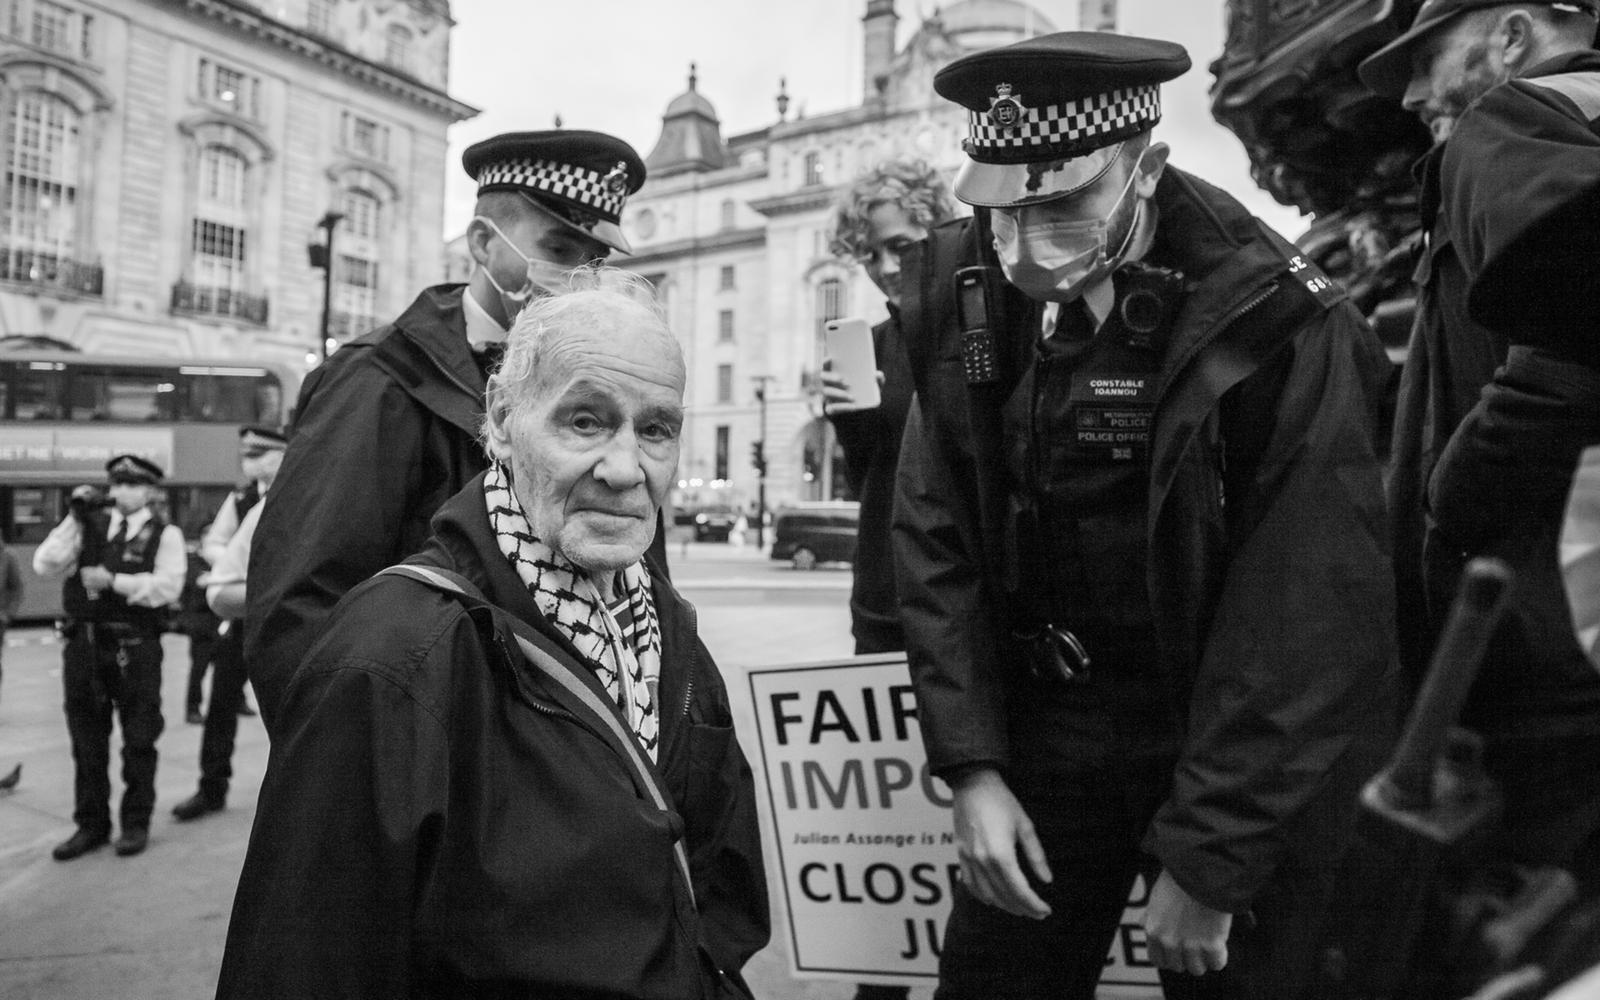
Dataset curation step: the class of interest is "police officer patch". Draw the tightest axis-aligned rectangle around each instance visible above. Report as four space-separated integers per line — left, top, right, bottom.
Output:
989 83 1024 131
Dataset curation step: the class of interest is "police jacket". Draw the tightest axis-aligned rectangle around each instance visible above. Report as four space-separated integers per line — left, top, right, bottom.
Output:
217 477 770 1000
827 310 915 653
245 284 491 730
1443 50 1600 365
1387 146 1508 683
893 166 1399 912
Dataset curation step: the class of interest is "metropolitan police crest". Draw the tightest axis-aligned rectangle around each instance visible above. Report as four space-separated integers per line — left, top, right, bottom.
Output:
988 83 1023 130
604 161 630 197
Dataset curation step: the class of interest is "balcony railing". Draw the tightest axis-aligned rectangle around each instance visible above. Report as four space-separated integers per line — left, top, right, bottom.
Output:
170 280 270 325
0 248 104 295
327 311 380 340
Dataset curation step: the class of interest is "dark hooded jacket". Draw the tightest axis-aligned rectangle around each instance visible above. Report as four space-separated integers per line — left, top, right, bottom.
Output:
217 475 769 1000
893 166 1400 914
245 285 491 732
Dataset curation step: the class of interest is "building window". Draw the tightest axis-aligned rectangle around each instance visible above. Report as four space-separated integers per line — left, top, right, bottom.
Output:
803 150 824 187
719 264 735 290
306 0 333 36
1 89 89 289
716 363 733 404
339 111 390 162
719 198 736 231
814 276 844 371
332 188 382 340
718 309 734 343
197 57 260 118
190 218 245 293
715 425 730 481
10 0 93 60
385 24 413 73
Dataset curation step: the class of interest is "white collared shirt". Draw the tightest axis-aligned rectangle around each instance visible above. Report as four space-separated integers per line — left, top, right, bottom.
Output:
463 287 508 352
33 505 187 608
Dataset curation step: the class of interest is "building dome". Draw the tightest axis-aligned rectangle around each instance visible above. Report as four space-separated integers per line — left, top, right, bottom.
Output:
646 64 728 178
936 0 1056 50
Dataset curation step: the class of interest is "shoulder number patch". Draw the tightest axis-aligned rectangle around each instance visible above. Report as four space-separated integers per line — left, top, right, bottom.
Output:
1286 253 1346 309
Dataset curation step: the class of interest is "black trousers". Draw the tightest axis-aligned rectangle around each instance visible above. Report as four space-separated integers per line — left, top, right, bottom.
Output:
62 628 164 833
197 622 247 802
185 612 221 713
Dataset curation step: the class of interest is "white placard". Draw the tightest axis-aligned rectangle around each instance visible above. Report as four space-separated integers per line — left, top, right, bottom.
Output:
745 655 1161 995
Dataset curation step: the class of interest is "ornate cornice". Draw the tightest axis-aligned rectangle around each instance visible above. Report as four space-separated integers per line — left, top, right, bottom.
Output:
620 227 766 267
748 186 842 218
179 0 479 122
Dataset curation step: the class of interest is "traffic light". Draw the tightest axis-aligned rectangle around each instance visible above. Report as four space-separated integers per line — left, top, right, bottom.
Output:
750 440 767 476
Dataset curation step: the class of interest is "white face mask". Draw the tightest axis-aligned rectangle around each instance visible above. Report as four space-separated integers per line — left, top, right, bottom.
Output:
476 216 573 318
991 153 1144 303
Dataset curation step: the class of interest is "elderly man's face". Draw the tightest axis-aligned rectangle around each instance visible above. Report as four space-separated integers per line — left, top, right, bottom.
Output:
1402 16 1509 143
504 319 684 573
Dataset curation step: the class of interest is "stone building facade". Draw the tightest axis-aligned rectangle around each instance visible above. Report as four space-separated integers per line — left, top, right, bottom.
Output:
0 0 475 377
618 0 1062 516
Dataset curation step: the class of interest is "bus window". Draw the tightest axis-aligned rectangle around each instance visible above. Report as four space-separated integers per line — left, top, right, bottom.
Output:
67 366 179 422
3 486 61 544
184 372 279 423
9 363 65 420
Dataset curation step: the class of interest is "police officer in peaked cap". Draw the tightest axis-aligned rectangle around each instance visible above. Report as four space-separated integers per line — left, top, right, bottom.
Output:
33 453 188 860
246 129 655 736
892 31 1398 999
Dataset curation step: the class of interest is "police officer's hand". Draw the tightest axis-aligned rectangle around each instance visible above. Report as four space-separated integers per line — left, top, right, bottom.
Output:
950 768 1052 920
79 565 113 594
1144 869 1232 976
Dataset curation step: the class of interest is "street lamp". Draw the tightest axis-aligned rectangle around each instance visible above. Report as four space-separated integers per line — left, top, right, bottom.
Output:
752 374 774 548
307 211 345 362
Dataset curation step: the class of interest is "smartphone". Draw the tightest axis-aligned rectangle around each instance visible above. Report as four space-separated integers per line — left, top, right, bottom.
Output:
823 318 880 411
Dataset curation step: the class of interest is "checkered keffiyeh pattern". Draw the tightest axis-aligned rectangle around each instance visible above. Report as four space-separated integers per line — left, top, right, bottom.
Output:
966 85 1160 159
476 157 628 222
485 463 662 760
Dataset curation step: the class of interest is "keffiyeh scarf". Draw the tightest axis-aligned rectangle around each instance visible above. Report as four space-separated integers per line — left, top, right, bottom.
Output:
485 462 662 760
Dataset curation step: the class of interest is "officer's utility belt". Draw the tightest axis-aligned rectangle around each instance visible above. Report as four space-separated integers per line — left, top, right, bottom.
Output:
64 620 157 644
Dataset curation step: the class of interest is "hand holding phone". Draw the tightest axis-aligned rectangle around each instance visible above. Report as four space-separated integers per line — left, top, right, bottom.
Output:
823 318 880 412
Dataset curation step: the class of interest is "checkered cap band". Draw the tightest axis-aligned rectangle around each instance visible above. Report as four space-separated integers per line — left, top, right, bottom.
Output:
476 157 628 222
966 85 1160 162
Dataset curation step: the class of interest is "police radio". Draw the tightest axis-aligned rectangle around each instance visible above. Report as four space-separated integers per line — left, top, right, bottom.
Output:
955 265 1005 386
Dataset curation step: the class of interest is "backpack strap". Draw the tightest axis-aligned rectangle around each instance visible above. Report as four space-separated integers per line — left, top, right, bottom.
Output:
1525 70 1600 121
377 563 696 904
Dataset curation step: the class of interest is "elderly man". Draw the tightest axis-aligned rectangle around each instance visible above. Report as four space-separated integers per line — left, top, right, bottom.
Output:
892 31 1397 999
216 269 769 1000
247 129 652 734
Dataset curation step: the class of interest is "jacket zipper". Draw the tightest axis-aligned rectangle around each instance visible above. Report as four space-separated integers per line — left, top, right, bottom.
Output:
1157 281 1278 412
496 635 580 724
679 602 698 723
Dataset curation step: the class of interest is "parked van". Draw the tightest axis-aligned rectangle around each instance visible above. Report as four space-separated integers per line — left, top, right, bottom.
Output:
770 501 860 570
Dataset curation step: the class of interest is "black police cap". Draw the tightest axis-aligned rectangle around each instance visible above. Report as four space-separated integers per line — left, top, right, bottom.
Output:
934 31 1190 208
105 454 164 485
462 130 647 254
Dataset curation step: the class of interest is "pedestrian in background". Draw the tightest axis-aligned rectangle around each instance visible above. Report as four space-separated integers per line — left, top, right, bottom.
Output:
893 31 1398 998
1362 0 1600 890
824 159 956 655
33 455 186 860
0 533 21 702
170 425 284 823
246 129 648 734
217 269 769 999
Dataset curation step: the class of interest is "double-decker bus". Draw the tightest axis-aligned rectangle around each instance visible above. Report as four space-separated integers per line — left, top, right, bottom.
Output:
0 350 295 620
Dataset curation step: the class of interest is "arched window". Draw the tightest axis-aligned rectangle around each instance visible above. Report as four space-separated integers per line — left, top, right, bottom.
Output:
814 275 844 370
188 144 250 308
2 90 81 284
334 188 382 339
803 150 824 187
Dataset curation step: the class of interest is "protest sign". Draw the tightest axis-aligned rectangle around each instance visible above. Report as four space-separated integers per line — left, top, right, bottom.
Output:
746 654 1161 995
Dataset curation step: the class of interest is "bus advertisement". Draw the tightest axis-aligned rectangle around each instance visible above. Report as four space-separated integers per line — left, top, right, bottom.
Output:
0 351 294 621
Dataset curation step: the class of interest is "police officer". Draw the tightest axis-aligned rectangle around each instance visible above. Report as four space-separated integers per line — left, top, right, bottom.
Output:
171 425 285 822
34 454 186 860
247 130 650 734
892 33 1398 998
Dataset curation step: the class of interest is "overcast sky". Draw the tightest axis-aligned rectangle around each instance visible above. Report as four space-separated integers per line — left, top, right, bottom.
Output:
440 0 1307 239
